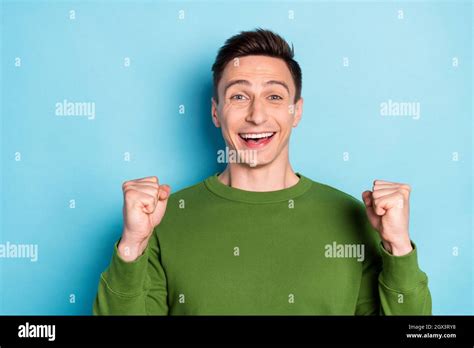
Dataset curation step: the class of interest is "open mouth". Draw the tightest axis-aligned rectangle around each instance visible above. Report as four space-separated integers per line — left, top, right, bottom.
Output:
238 132 276 148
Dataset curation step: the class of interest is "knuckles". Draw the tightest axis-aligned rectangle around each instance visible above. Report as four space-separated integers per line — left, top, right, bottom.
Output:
371 183 411 197
122 178 160 191
124 191 157 208
373 191 407 208
400 184 411 192
121 177 162 222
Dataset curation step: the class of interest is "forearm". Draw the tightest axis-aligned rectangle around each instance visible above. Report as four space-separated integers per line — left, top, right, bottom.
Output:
378 241 432 315
93 240 151 315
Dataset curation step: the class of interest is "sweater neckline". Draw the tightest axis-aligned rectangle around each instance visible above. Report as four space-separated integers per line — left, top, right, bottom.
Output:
204 172 313 204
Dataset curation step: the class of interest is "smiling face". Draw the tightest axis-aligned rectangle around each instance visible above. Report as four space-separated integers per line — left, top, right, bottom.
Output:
211 55 303 167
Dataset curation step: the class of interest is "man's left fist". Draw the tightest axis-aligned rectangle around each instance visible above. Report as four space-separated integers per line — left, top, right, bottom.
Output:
362 180 413 256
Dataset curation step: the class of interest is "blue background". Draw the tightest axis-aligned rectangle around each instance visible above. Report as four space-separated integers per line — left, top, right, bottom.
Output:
1 0 472 315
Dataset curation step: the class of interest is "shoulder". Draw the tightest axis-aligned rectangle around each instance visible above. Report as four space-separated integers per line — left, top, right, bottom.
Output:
304 177 381 256
302 176 377 240
302 175 365 211
167 180 207 204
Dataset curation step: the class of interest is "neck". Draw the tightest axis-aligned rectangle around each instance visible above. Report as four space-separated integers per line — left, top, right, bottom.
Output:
217 147 299 192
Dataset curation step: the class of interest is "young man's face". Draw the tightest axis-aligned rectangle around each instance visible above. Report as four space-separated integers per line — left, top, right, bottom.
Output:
212 55 303 167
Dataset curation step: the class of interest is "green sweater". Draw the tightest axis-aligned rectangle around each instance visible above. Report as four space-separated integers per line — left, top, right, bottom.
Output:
93 173 431 315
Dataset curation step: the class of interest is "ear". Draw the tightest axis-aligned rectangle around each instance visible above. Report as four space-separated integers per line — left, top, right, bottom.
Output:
291 97 303 127
211 97 221 128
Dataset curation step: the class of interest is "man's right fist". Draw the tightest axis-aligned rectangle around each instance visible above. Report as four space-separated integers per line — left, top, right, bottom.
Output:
118 176 171 261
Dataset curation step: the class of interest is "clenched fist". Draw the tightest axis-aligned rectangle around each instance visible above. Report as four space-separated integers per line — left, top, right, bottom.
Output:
118 176 171 261
362 180 413 256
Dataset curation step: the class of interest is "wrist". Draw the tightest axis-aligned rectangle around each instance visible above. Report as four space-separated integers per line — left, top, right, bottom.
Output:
118 234 150 262
383 237 413 256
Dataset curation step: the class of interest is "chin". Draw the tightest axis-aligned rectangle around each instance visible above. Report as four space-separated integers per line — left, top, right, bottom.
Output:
246 154 276 168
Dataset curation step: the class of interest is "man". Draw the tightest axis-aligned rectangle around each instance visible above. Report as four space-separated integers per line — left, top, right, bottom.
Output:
93 28 431 315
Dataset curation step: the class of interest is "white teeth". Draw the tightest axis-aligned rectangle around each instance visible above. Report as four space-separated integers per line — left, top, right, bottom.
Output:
240 132 274 139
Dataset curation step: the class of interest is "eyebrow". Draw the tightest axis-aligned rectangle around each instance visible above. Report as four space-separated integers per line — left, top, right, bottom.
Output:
223 79 290 96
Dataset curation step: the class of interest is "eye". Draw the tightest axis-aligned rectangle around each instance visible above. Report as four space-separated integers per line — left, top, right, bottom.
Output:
230 94 248 101
268 95 283 100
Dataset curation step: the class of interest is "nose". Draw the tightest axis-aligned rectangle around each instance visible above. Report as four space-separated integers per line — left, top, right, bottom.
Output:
245 97 268 125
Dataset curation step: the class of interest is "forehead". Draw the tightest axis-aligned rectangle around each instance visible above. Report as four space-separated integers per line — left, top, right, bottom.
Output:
220 55 294 89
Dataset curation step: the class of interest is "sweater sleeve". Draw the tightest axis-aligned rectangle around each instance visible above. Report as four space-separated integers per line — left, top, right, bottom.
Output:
92 228 169 315
355 240 432 315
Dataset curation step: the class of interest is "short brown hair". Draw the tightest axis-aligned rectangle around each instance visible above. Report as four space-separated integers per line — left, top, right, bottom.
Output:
211 28 302 104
